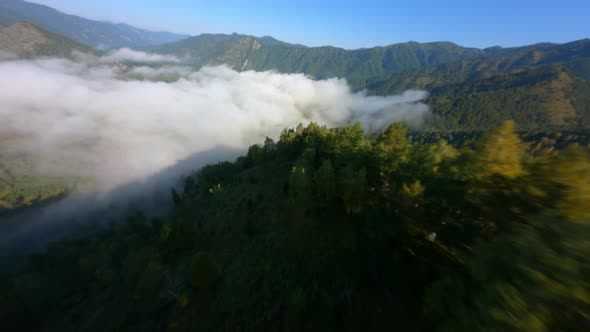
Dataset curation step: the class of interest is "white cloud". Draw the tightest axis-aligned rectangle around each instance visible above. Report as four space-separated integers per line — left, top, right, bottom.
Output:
100 47 180 63
0 50 18 61
0 56 429 191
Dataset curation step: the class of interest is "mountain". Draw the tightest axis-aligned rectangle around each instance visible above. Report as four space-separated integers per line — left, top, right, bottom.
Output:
1 0 589 131
0 0 189 48
155 35 486 82
366 38 590 91
147 33 308 66
424 66 590 130
155 32 590 84
156 34 590 130
361 39 590 130
0 21 95 57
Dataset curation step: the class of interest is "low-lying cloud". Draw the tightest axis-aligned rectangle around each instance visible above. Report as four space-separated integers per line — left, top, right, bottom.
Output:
0 53 429 191
0 50 17 61
100 47 181 63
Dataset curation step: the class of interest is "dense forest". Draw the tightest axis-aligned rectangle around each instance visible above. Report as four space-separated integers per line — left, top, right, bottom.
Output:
2 121 588 331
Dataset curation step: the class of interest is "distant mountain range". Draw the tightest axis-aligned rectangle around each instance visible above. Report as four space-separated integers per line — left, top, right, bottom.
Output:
153 36 486 81
153 35 590 130
0 0 189 48
0 0 589 131
154 33 590 86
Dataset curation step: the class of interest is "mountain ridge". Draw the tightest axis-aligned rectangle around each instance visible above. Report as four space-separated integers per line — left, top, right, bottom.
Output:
0 0 189 48
154 33 589 84
154 35 488 80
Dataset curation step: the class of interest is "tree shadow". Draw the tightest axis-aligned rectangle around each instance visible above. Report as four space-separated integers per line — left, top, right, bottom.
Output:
0 146 242 268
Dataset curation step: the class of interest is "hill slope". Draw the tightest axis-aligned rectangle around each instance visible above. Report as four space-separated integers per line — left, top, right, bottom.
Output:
0 0 189 48
359 40 590 130
424 66 589 130
366 38 590 92
155 35 590 131
0 21 95 57
156 34 590 84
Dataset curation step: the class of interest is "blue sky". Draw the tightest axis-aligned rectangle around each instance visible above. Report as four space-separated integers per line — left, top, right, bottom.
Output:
33 0 589 49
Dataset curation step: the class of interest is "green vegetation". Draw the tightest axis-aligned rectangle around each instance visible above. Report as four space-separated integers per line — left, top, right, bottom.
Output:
410 128 590 154
0 152 83 216
156 37 486 80
366 38 590 90
2 121 588 331
422 67 589 130
361 39 590 130
155 34 590 94
155 34 590 131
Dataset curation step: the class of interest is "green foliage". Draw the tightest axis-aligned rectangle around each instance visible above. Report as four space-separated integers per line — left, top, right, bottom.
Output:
375 122 411 172
156 37 486 83
475 120 526 178
425 214 590 332
314 159 336 205
531 144 590 221
288 148 315 215
339 165 368 215
187 252 220 292
0 152 79 215
2 122 589 331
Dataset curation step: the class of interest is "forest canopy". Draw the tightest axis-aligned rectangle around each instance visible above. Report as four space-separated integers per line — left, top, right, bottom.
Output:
1 121 589 331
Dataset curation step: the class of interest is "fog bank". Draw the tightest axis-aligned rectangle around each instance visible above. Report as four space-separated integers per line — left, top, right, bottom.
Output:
0 55 429 190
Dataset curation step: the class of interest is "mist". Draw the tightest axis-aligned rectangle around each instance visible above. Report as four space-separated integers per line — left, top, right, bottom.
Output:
0 54 429 191
0 52 429 257
100 48 181 64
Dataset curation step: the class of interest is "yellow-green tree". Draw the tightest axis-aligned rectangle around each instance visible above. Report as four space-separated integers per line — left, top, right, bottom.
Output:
375 123 410 173
475 120 526 178
533 145 590 221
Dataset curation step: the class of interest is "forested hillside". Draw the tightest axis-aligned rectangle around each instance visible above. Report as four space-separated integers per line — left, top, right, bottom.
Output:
0 151 83 216
155 35 590 86
366 38 590 90
155 35 590 130
155 36 486 79
422 67 590 130
362 40 590 130
2 121 588 331
0 22 96 58
0 1 588 330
